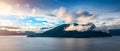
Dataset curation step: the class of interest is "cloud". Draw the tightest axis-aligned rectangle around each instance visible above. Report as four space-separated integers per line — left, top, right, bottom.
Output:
107 21 120 26
74 11 96 23
97 16 120 26
52 7 73 23
0 1 48 16
0 2 97 32
0 19 18 27
107 24 120 30
65 24 85 32
94 25 109 33
52 7 108 33
1 1 119 33
65 23 96 32
0 1 56 32
104 21 120 30
52 7 97 23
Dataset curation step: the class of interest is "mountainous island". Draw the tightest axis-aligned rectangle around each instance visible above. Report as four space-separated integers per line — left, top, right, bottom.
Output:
27 23 112 38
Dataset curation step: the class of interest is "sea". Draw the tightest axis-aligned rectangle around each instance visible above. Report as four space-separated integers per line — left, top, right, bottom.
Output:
0 36 120 51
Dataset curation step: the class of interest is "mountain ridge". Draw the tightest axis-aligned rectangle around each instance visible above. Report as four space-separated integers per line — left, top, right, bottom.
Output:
27 23 112 38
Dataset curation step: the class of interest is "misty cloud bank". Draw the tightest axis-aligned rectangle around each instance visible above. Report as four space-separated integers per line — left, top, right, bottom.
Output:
65 23 96 32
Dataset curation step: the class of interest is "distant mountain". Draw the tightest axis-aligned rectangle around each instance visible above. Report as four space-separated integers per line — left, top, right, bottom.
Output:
0 26 20 29
109 29 120 36
93 24 120 36
0 26 25 35
106 25 120 36
28 23 112 38
0 30 26 35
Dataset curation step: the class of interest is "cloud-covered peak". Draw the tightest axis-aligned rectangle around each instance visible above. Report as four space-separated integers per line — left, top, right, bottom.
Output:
65 23 96 32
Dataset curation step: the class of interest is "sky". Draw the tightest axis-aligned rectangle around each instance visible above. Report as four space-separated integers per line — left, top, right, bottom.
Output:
0 0 120 32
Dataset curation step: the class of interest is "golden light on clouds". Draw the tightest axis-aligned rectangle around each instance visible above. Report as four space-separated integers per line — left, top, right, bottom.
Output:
0 2 13 15
0 19 19 28
0 1 42 32
0 0 119 33
0 1 40 16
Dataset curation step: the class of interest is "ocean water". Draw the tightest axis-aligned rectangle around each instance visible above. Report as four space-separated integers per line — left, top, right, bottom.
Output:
0 36 120 51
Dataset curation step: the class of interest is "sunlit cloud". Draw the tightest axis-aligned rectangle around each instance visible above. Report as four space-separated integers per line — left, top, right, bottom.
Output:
0 2 13 15
52 7 97 23
0 0 120 33
0 1 63 32
0 19 17 27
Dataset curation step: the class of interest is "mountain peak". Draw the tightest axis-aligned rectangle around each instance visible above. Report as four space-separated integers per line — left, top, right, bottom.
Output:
28 23 111 37
65 23 96 32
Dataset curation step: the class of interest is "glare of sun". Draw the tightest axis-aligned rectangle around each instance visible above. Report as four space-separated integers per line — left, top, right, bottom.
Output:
0 2 13 15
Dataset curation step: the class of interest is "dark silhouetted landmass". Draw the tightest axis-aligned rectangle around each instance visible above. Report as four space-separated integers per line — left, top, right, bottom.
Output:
109 29 120 36
28 23 112 38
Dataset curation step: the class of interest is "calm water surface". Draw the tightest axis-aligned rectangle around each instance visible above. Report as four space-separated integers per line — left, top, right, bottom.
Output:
0 36 120 51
